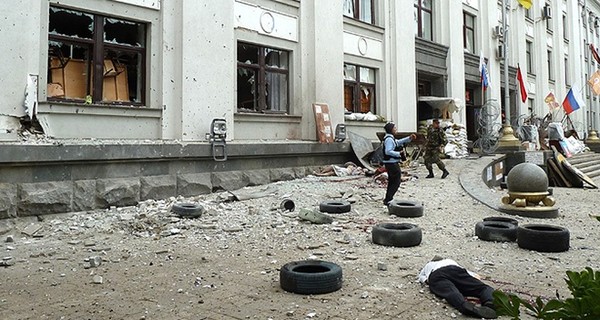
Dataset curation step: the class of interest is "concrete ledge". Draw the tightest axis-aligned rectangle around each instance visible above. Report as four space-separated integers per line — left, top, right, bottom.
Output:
0 141 354 217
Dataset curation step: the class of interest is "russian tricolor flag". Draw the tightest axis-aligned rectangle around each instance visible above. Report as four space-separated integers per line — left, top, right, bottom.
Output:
562 86 584 115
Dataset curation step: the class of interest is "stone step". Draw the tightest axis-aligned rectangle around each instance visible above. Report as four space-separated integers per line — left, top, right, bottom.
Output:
568 153 600 165
573 159 600 171
584 168 600 179
577 163 600 174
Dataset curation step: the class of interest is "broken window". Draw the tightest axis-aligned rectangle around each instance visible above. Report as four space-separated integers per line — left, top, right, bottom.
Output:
344 64 376 114
47 6 146 104
343 0 374 24
237 42 289 113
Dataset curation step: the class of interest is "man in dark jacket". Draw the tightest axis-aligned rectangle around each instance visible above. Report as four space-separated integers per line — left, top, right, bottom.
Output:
418 256 497 319
425 119 449 179
382 122 416 206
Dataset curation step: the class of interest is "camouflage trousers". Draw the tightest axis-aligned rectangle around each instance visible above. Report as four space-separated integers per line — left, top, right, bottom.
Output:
424 148 446 171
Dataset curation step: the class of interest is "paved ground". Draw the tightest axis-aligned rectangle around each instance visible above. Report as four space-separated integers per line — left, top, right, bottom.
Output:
0 157 598 319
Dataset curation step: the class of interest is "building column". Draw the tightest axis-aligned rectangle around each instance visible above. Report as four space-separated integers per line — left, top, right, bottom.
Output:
300 1 344 141
385 1 417 132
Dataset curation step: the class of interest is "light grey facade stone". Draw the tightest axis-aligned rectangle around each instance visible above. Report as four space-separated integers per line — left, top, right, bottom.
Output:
18 181 72 216
141 175 176 200
212 171 249 191
0 183 17 219
177 173 212 197
96 178 140 208
73 180 97 212
270 168 295 182
244 170 271 186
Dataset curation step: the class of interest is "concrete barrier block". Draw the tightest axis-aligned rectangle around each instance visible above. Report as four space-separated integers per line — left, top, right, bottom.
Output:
141 175 176 200
96 178 140 208
18 181 72 216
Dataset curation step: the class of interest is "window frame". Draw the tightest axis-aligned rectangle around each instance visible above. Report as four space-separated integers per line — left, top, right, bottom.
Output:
562 13 569 41
564 57 569 86
545 3 552 32
414 0 433 41
343 0 375 25
47 6 147 105
526 40 534 75
547 49 554 82
463 12 475 53
343 63 377 114
236 42 290 114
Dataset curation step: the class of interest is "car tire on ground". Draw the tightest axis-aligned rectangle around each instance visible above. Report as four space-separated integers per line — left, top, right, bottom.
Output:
475 221 518 242
517 224 570 252
279 260 343 295
372 223 422 247
388 200 424 217
483 216 519 226
171 202 204 218
319 200 351 214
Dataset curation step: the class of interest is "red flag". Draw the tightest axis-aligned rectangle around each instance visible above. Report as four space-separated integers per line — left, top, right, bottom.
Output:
516 65 527 103
590 44 600 64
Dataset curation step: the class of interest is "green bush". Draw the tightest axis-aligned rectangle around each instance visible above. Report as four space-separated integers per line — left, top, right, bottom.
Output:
493 267 600 319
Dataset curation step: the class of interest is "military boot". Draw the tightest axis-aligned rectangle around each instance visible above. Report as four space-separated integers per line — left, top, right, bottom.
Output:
426 168 434 178
441 169 449 179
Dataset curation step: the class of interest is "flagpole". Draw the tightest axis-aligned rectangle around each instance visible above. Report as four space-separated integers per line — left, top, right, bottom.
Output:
498 0 520 148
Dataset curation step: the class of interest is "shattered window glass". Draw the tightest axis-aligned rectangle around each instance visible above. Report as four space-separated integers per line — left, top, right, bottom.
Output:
344 64 356 81
237 42 289 113
265 49 288 69
48 6 147 105
104 18 146 47
344 63 377 114
49 7 93 39
238 44 259 65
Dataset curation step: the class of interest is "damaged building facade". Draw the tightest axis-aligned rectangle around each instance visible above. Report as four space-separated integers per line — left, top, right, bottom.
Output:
0 0 598 217
0 0 597 142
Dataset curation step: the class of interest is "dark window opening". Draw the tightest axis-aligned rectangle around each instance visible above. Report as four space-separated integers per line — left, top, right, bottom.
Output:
237 43 289 113
48 6 146 105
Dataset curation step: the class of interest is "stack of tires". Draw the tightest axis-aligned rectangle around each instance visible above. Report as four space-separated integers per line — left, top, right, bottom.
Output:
475 216 570 252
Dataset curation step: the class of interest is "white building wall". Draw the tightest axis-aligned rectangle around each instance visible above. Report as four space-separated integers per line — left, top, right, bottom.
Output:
2 0 600 142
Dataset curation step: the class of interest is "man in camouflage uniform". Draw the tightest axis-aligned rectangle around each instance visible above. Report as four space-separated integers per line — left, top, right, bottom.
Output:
425 119 450 179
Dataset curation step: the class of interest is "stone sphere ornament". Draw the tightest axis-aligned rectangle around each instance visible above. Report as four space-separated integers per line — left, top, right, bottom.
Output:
500 162 558 218
506 163 549 193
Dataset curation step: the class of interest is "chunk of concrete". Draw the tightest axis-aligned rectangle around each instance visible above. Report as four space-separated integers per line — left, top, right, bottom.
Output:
212 171 249 191
18 181 72 216
96 178 140 208
177 173 212 197
298 208 333 224
141 175 176 200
